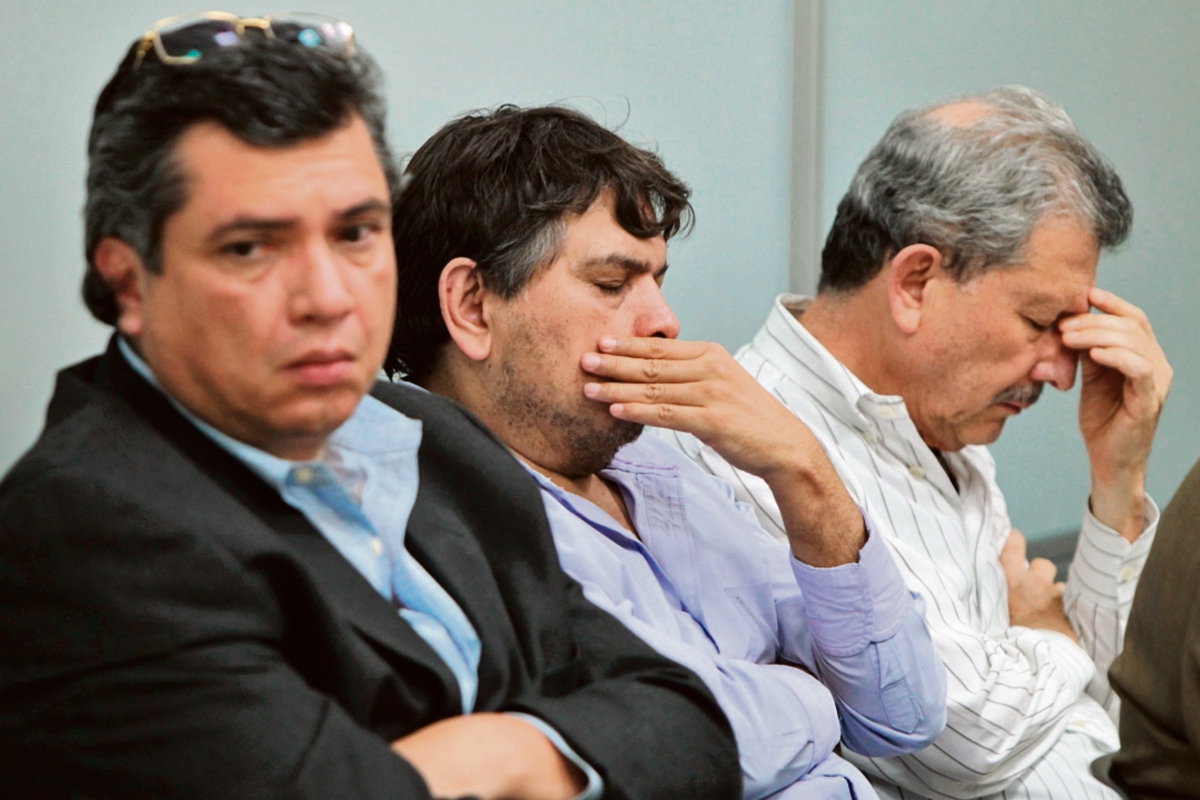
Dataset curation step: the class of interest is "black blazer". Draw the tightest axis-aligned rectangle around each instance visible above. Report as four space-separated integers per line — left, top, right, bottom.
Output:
0 340 739 800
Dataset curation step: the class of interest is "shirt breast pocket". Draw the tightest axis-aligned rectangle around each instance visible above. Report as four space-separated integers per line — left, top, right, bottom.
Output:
717 581 778 661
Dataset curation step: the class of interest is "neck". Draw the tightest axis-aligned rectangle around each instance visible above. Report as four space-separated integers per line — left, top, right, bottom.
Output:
421 360 636 532
799 288 903 396
519 456 636 536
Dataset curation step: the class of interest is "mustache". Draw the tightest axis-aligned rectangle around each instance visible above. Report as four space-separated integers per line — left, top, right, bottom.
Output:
993 382 1044 407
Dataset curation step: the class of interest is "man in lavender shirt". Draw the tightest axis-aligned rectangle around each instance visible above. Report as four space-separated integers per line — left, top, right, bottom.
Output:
386 105 947 800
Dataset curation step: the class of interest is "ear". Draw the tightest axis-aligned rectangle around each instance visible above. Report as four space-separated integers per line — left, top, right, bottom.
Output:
438 257 493 362
885 243 944 335
92 238 151 339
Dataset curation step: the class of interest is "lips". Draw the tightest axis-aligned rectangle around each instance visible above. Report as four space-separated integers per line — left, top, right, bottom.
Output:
283 349 356 386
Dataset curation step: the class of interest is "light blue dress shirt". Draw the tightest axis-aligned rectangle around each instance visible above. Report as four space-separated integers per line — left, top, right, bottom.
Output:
118 341 601 799
529 434 947 800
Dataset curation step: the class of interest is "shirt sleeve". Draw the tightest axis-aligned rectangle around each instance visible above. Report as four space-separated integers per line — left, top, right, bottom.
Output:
1063 494 1159 719
785 520 947 757
682 433 1117 799
559 559 840 800
660 428 947 758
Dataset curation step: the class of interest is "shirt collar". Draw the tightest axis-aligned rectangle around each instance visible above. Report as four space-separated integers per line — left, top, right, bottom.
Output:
754 295 962 502
752 294 913 434
115 337 420 490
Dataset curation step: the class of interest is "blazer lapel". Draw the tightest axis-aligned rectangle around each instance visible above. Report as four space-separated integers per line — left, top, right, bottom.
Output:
95 339 463 707
256 501 464 711
404 493 517 710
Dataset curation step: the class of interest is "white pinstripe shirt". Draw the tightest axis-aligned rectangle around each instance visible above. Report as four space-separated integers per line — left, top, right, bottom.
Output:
658 295 1159 800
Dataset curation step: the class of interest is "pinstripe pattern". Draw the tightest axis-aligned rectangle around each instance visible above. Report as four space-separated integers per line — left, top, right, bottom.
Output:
657 295 1158 799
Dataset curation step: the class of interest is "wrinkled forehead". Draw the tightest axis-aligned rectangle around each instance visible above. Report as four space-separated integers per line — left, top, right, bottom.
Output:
994 255 1096 320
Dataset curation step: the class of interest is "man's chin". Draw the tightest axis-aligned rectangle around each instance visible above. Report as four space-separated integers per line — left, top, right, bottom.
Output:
562 419 643 476
274 387 366 436
919 417 1007 452
960 417 1008 448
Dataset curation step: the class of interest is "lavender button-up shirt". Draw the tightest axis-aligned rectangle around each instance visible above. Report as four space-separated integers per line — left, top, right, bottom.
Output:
527 434 946 800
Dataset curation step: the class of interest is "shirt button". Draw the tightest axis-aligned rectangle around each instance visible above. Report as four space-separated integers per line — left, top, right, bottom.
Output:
908 465 925 480
370 537 385 557
1119 565 1136 583
293 467 315 485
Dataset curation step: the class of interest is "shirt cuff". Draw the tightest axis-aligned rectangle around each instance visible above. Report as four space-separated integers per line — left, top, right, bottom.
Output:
505 712 603 800
1069 493 1159 608
790 511 910 656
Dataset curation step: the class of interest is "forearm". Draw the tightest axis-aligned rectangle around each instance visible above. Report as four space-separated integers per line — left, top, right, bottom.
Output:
1089 470 1147 543
763 451 866 568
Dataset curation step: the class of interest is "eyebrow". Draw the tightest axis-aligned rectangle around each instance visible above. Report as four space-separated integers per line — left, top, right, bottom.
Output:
205 199 390 242
577 253 669 278
1018 290 1089 316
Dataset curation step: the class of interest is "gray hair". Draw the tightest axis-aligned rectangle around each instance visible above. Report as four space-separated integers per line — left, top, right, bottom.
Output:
819 85 1132 292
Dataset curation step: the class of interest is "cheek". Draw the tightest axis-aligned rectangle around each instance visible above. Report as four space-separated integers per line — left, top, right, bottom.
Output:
358 266 397 336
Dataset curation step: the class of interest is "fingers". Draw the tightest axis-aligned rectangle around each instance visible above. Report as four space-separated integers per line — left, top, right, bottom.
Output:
584 379 709 407
1001 529 1027 561
1063 287 1173 403
1083 347 1157 395
1029 557 1058 584
597 336 713 361
1061 313 1147 350
1085 287 1150 327
608 401 705 433
581 351 712 384
999 529 1028 579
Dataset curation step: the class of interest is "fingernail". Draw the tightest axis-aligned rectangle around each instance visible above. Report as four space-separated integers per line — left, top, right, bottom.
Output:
581 353 600 370
583 382 600 397
599 336 617 351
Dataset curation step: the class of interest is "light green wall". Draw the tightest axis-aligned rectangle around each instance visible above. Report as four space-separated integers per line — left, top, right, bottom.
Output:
5 2 1196 541
823 0 1200 538
0 1 793 472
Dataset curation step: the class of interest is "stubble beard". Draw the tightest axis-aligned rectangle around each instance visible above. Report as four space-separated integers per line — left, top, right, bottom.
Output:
490 333 642 478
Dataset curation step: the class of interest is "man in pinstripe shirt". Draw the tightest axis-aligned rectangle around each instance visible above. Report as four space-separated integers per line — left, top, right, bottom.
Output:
660 87 1173 798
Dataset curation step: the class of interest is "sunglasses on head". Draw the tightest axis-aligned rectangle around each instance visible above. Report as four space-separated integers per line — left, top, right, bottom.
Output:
133 11 354 71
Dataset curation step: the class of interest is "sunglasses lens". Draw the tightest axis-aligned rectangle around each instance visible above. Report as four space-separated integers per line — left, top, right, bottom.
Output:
269 14 353 51
157 17 240 60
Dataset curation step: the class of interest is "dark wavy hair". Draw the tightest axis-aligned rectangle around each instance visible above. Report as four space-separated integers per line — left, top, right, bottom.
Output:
83 35 396 325
386 104 692 381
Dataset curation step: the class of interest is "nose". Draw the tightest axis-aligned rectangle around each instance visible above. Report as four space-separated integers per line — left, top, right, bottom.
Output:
1028 330 1078 391
289 241 355 323
632 276 680 339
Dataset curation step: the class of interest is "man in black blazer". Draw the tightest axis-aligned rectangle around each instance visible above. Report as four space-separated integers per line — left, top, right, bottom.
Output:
0 14 739 799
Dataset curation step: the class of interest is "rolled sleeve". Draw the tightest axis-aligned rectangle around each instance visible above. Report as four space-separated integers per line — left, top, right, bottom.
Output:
790 515 910 657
